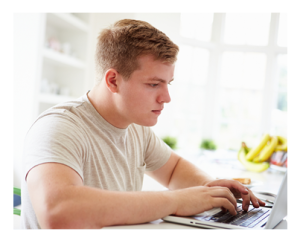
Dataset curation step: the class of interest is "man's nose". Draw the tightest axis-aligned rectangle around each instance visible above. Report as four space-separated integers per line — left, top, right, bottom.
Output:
158 85 171 104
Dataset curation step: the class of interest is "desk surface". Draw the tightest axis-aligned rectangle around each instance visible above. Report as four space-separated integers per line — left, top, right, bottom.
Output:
142 149 287 194
103 218 287 229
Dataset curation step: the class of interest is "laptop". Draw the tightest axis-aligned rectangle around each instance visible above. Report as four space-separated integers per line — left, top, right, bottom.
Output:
163 172 287 229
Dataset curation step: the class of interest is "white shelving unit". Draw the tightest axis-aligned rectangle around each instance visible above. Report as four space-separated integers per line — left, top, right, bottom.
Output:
42 48 86 69
37 13 92 115
47 13 89 32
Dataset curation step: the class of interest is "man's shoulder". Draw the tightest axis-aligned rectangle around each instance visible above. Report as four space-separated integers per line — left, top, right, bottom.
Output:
29 96 89 132
39 95 88 119
43 96 86 115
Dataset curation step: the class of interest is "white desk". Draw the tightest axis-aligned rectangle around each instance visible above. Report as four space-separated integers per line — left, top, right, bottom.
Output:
103 218 287 229
105 149 287 230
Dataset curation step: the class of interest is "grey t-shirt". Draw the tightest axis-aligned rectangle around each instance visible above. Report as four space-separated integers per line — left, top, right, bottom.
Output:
21 92 172 229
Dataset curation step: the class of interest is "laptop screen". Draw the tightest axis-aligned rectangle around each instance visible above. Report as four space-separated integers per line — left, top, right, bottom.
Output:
265 172 287 229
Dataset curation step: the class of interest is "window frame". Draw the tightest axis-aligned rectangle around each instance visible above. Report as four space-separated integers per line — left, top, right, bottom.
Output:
178 13 287 148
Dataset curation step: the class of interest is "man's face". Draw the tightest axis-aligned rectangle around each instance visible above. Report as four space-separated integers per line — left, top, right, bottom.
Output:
116 55 175 127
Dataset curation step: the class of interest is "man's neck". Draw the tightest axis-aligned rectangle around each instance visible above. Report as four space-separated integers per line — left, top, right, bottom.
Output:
87 84 130 129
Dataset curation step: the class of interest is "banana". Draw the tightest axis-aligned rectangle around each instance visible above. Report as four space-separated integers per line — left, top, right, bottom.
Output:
275 136 287 152
253 136 278 163
238 143 269 172
245 134 270 161
241 142 250 154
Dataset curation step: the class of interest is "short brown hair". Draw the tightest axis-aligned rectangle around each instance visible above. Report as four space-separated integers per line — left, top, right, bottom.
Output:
95 19 179 82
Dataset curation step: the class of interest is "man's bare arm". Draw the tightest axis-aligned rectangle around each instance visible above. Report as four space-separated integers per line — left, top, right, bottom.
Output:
27 163 177 229
27 162 237 229
146 151 214 189
146 151 265 211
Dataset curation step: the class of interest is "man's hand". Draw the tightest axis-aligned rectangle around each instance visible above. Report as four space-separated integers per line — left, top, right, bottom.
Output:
171 186 238 216
204 179 265 211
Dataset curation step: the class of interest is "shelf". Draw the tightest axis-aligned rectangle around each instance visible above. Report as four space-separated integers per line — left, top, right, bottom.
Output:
37 13 91 115
43 48 85 69
39 93 77 104
47 13 89 32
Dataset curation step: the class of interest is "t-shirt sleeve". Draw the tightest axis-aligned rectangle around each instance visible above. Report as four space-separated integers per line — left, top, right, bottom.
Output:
143 127 172 172
23 112 87 182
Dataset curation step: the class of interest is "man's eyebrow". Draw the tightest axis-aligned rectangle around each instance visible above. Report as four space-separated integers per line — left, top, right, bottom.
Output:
148 77 174 83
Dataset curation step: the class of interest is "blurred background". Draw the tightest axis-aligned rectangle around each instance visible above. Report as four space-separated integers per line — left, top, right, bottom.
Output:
14 13 287 189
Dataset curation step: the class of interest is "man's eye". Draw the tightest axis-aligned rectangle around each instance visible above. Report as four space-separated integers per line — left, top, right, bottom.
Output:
149 84 158 87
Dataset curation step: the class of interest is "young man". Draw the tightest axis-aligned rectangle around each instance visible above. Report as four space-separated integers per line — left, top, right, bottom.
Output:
21 19 265 229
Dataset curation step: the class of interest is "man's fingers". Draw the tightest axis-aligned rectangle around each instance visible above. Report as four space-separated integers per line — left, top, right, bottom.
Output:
241 195 250 211
241 190 266 210
212 198 237 215
250 193 260 208
250 193 266 208
209 187 237 210
257 198 266 206
208 179 249 195
231 181 249 195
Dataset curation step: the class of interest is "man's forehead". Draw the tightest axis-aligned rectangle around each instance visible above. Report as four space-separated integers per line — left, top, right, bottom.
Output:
137 54 175 68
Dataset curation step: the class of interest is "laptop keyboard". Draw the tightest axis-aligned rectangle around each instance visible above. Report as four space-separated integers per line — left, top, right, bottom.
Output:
196 205 270 228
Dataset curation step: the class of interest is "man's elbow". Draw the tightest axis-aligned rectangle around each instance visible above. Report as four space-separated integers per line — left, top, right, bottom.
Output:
37 205 64 229
37 203 76 229
37 203 104 229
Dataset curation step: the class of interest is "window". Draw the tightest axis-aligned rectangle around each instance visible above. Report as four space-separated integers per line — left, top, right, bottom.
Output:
223 13 271 46
175 45 210 86
277 54 287 111
220 52 266 90
180 13 214 42
156 13 287 151
277 13 287 47
165 44 209 150
270 54 287 137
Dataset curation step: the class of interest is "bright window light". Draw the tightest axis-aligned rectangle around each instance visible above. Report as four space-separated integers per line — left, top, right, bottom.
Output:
165 83 205 150
276 54 287 113
271 55 287 137
220 52 266 90
175 44 210 86
219 89 263 124
277 13 287 47
224 13 271 46
169 79 205 118
180 13 214 41
277 54 287 91
156 13 286 151
217 122 261 150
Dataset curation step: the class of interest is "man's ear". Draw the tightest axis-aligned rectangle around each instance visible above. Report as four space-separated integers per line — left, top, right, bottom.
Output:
104 69 121 93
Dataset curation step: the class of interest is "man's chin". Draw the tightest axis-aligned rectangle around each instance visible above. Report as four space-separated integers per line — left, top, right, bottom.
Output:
135 119 158 127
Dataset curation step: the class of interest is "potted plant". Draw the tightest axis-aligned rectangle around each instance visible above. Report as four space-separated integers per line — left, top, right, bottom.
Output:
200 139 217 151
162 136 177 150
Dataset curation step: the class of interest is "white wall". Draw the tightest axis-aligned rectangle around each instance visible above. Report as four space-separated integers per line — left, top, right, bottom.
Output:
13 14 45 187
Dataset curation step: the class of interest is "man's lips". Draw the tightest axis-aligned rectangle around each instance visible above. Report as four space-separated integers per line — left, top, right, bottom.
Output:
152 109 163 115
